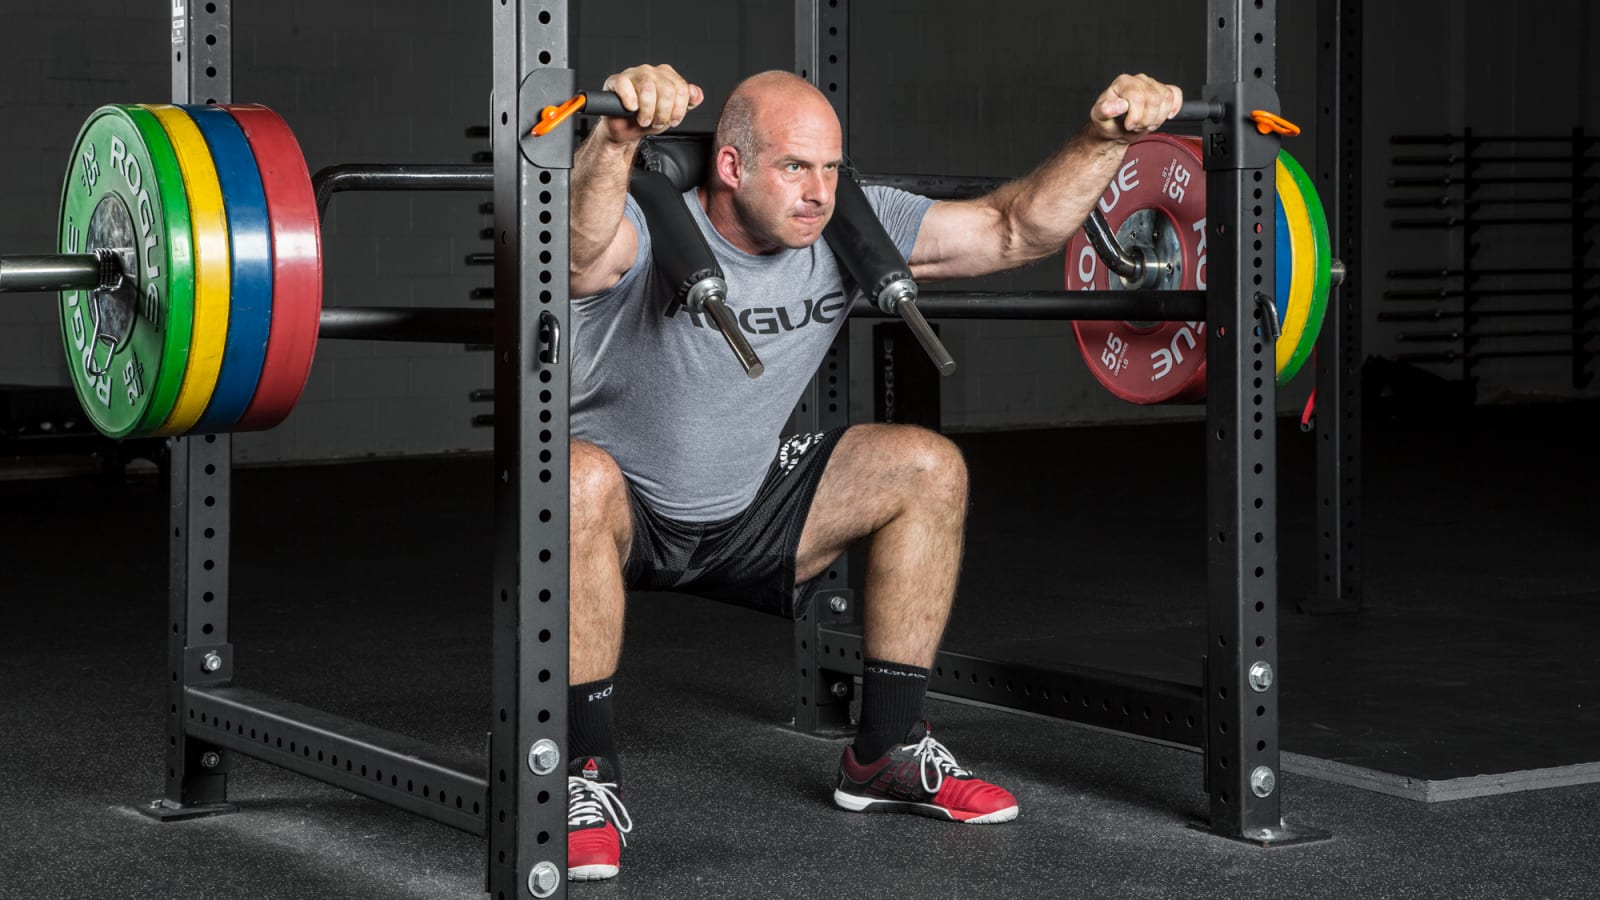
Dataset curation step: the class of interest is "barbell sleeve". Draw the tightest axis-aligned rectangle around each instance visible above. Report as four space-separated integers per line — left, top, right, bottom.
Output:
702 297 766 378
0 252 117 293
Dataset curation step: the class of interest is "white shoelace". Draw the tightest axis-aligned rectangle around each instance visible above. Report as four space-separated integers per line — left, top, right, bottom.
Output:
908 734 973 795
567 777 633 846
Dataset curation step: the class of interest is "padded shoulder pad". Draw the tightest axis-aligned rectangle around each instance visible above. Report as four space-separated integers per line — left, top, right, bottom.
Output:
639 133 715 191
628 168 722 297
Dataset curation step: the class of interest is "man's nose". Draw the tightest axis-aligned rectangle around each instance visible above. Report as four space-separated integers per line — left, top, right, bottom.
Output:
804 169 834 206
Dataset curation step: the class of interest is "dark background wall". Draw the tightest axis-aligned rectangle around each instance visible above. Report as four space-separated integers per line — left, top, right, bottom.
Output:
1 1 1595 463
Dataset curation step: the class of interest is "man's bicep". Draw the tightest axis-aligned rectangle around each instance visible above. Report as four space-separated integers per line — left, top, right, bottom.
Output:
905 199 1011 282
570 217 641 299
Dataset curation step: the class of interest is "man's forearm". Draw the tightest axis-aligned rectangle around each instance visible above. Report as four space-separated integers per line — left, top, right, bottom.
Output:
986 127 1130 264
569 132 639 277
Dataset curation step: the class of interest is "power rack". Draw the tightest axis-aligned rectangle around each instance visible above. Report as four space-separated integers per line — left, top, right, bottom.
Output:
147 1 1360 897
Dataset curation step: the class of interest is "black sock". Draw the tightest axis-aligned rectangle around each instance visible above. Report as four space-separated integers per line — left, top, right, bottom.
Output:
569 678 620 782
853 658 930 762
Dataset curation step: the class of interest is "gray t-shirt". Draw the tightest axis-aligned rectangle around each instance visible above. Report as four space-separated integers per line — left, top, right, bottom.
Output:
571 185 934 522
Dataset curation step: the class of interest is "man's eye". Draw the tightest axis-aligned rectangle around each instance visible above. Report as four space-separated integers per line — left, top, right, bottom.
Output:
786 163 802 173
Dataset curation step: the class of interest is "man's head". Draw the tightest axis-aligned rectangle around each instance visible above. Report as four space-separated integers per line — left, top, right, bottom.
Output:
706 71 842 254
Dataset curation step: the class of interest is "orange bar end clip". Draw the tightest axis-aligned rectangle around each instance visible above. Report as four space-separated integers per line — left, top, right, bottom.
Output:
530 94 588 138
1250 108 1301 137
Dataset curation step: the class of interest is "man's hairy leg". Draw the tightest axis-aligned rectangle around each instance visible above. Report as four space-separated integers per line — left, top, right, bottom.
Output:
804 427 1017 822
795 424 968 667
569 439 633 682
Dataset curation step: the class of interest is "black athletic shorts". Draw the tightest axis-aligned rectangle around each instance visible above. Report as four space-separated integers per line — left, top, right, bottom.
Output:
621 428 846 620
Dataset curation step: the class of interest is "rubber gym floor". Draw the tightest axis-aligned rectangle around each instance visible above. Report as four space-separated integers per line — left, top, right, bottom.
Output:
4 399 1598 900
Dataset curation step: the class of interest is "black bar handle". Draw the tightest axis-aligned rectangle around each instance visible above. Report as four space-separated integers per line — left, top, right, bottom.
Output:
1174 98 1223 122
582 91 630 118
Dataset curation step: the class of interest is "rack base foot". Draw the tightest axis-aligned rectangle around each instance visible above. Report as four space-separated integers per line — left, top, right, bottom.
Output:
1190 819 1333 847
137 798 239 823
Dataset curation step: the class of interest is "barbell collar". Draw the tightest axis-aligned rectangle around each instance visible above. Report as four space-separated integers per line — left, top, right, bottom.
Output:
684 275 728 316
874 278 917 316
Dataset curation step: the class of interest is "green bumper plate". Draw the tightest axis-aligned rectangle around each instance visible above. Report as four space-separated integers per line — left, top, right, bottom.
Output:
58 105 195 438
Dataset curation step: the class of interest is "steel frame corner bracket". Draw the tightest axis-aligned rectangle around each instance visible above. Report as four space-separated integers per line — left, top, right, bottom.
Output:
518 67 578 170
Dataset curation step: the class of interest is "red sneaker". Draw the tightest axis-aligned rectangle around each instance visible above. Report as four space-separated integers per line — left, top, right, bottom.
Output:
567 756 632 881
833 722 1019 824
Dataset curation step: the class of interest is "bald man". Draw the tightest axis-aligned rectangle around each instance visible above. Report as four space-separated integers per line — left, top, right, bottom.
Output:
562 65 1183 881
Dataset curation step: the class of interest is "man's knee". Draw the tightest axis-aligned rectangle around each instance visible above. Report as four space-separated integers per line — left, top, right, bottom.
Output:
570 440 631 538
874 424 968 505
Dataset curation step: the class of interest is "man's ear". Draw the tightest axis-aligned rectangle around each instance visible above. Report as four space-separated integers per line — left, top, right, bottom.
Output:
715 146 743 189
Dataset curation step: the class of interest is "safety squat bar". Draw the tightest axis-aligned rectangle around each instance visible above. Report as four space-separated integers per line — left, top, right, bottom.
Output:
136 6 1358 900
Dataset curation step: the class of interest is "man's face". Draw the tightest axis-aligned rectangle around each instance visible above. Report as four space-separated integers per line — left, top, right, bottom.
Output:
732 104 842 252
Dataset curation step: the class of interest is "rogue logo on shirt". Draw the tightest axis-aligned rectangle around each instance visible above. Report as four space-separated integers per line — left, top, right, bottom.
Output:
664 290 848 334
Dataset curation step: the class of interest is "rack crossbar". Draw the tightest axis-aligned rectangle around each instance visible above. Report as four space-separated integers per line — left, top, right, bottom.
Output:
185 686 487 836
815 626 1205 747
